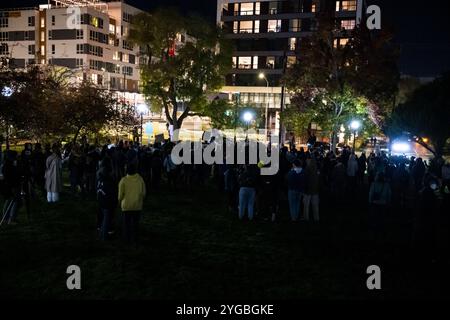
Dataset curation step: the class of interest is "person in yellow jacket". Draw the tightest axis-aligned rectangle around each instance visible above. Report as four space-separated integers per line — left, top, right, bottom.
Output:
118 163 146 245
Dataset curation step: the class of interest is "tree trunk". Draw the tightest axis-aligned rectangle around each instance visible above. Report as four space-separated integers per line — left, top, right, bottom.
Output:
73 127 82 144
331 130 338 154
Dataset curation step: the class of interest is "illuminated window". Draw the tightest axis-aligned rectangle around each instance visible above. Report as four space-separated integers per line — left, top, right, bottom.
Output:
311 4 317 12
113 51 121 61
289 19 301 32
240 3 254 15
238 56 252 69
109 24 115 34
233 21 238 34
341 20 355 30
233 3 239 16
287 56 296 67
334 38 350 48
342 1 357 11
40 17 45 28
41 31 45 41
340 38 349 46
268 20 281 32
239 21 253 33
122 53 129 63
289 38 297 50
40 45 45 55
333 39 339 48
253 56 258 69
266 56 275 69
91 73 98 83
255 2 261 15
254 20 260 33
91 16 99 28
232 57 237 68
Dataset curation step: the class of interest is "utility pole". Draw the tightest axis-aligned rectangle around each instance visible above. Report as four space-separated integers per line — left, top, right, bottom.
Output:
279 49 287 146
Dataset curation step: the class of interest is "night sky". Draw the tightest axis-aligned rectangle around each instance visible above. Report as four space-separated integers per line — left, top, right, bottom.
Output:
2 0 450 77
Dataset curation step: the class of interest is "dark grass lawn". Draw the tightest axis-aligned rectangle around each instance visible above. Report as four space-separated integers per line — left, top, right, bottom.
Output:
1 179 449 299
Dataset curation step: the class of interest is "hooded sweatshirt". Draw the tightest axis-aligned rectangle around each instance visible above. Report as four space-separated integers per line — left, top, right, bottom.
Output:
118 173 146 212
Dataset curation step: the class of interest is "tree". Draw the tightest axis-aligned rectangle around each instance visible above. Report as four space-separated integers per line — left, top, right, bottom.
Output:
387 73 450 156
129 8 232 133
1 65 139 143
283 10 399 150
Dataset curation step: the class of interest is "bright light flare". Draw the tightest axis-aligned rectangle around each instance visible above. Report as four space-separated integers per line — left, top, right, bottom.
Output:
243 111 253 123
392 142 411 153
136 103 148 114
2 86 13 97
350 120 361 131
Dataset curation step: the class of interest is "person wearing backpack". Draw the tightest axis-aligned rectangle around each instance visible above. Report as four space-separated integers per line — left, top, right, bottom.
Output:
97 158 117 241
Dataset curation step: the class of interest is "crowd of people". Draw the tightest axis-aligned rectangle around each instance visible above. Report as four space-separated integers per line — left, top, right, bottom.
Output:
0 137 449 252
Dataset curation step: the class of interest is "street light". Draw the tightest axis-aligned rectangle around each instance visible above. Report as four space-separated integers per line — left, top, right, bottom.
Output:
137 103 148 145
350 120 361 151
2 86 13 97
243 111 253 124
2 86 13 150
242 111 254 141
258 73 270 138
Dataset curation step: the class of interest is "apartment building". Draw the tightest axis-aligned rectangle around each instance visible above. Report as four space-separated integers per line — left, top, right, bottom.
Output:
217 0 363 137
0 0 145 94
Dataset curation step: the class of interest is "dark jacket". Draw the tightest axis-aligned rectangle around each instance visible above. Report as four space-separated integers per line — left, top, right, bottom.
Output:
238 166 258 188
287 168 306 192
97 168 118 210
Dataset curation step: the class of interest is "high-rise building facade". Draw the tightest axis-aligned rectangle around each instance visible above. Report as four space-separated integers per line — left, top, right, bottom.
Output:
217 0 363 136
0 0 143 93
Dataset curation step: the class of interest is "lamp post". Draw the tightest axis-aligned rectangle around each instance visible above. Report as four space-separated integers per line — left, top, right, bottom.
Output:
258 73 269 138
350 120 361 151
137 104 148 146
242 111 254 140
2 86 13 151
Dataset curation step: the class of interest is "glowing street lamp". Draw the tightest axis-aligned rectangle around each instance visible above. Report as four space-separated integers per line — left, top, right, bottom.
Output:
350 120 361 151
136 103 148 145
243 111 253 124
2 86 13 97
2 86 13 150
242 111 254 141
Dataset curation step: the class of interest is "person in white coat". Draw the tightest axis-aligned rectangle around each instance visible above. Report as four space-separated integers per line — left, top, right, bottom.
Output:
45 144 63 203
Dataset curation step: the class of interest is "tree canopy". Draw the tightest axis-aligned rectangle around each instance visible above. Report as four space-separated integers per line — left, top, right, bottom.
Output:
283 12 399 149
128 8 232 131
387 73 450 156
0 65 138 144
